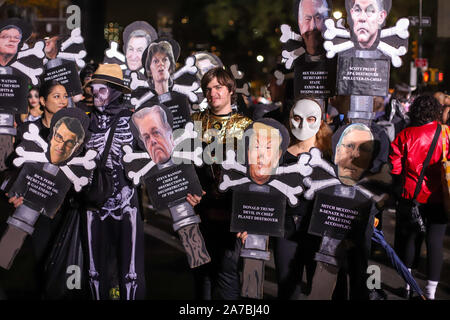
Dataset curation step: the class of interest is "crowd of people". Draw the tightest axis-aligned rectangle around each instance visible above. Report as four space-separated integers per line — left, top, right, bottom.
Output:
0 5 449 302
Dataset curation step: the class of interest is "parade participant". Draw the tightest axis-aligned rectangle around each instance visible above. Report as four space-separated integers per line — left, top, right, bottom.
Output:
83 63 145 300
191 67 252 299
15 81 68 148
434 91 450 125
2 81 69 297
390 95 449 300
76 63 99 113
273 98 332 298
18 87 42 124
142 39 192 129
8 80 69 226
376 83 412 141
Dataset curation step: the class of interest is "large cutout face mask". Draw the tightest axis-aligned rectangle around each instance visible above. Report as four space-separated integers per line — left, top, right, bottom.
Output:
334 123 375 186
290 99 322 141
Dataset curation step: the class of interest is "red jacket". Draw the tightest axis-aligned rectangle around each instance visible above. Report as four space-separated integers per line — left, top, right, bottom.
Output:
390 121 449 204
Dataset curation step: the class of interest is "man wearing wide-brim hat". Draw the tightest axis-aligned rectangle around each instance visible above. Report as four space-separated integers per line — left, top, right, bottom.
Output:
0 18 32 66
83 63 146 300
84 63 132 113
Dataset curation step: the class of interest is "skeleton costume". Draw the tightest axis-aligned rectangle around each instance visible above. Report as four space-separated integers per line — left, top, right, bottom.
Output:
83 64 145 300
191 108 252 299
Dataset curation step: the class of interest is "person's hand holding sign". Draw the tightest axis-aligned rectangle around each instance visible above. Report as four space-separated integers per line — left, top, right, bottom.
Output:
186 190 206 207
236 231 248 245
6 194 23 208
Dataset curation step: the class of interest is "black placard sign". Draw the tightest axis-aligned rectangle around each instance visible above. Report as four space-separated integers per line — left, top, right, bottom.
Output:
145 163 202 211
149 92 192 130
337 56 390 96
308 190 370 240
8 162 70 218
295 58 336 99
231 189 286 237
0 75 28 114
43 60 82 96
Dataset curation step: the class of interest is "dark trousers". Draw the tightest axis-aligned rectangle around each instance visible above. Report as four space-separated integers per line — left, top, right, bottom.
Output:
394 200 448 281
194 220 241 300
85 211 145 300
273 215 321 299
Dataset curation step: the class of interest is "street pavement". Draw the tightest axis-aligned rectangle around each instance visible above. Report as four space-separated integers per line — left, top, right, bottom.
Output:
142 206 450 300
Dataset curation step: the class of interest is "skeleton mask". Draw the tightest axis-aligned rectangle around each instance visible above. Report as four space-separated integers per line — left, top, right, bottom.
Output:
92 83 122 112
290 99 322 141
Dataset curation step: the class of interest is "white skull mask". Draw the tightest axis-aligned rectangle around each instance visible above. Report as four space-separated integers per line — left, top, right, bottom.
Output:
92 83 111 112
290 99 322 141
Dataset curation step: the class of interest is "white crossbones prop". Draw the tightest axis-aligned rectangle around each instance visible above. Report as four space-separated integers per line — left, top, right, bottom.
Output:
105 41 126 63
23 124 48 152
380 18 410 40
131 82 199 107
10 60 43 86
323 19 351 40
54 27 88 69
219 150 304 206
236 83 250 97
377 42 407 68
307 148 337 177
123 122 203 185
130 55 200 108
60 28 84 51
123 145 155 186
303 176 341 200
300 148 391 206
57 50 87 69
230 64 244 80
323 18 409 68
323 40 355 59
279 24 303 44
173 56 197 80
279 24 306 70
130 72 150 90
7 41 45 85
12 123 97 192
17 41 45 60
230 64 251 97
275 153 312 176
222 150 247 174
104 41 146 75
282 47 306 70
130 91 155 109
172 82 200 103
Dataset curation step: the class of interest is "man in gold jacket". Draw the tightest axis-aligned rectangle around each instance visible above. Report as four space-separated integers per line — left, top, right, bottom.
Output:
191 67 252 299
